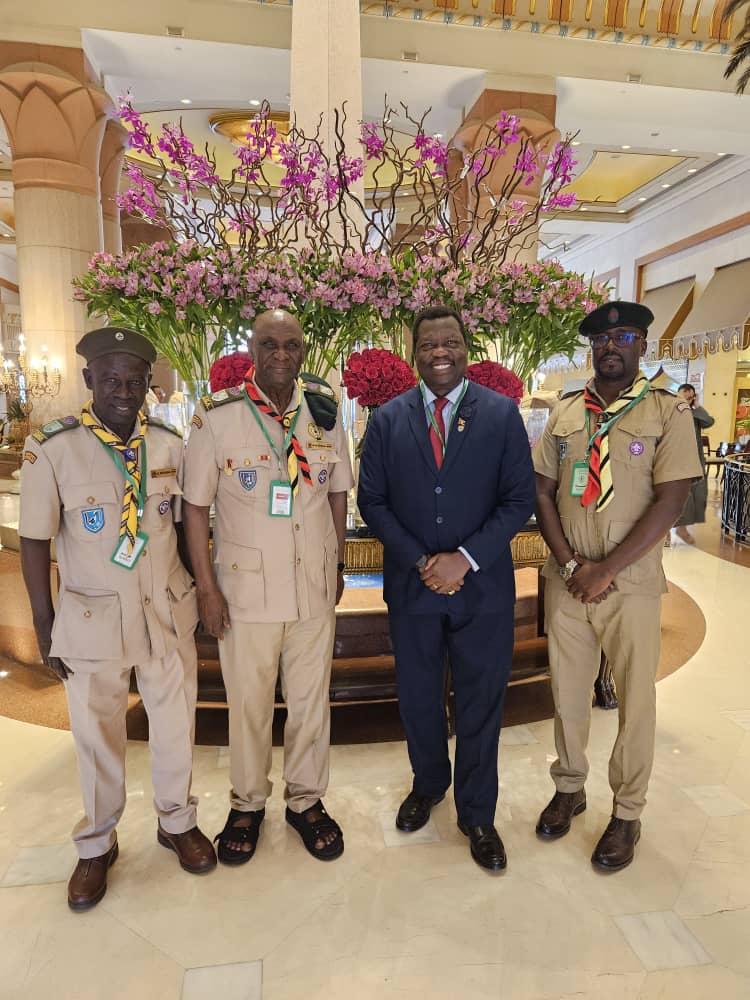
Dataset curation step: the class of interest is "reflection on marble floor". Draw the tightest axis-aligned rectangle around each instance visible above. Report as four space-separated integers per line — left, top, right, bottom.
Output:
1 543 750 999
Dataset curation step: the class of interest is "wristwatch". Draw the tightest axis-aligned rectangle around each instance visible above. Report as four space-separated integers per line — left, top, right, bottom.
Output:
336 561 345 573
415 554 429 571
559 557 579 582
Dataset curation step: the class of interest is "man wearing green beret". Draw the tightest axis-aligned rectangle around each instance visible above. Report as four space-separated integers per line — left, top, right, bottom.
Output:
533 301 703 871
19 326 216 912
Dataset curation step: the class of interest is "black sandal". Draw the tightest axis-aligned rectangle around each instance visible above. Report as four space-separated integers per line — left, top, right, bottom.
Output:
213 807 265 866
285 800 344 862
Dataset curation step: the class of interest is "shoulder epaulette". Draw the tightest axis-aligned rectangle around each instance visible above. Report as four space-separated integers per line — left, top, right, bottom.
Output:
31 417 80 444
300 371 338 431
560 389 584 400
146 415 183 438
651 386 676 396
201 386 245 410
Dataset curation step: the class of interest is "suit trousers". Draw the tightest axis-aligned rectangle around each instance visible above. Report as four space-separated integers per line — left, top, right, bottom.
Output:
545 575 662 819
390 610 514 827
218 610 336 814
63 635 199 859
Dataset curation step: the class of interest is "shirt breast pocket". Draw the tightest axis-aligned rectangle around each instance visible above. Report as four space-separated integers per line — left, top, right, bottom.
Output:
61 482 120 543
554 421 587 471
610 420 662 471
222 451 273 500
309 450 341 490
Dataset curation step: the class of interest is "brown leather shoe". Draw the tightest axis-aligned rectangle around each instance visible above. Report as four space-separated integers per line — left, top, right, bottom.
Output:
67 840 119 912
157 825 217 874
591 816 641 872
536 789 586 840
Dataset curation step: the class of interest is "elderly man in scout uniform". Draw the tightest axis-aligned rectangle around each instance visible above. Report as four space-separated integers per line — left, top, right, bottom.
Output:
533 301 702 872
19 327 216 912
182 309 353 865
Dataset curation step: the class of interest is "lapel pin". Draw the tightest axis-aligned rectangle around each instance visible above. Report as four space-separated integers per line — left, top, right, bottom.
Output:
457 417 466 433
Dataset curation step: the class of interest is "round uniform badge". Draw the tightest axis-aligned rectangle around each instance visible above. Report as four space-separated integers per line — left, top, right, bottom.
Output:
629 440 644 456
158 499 171 515
318 469 328 484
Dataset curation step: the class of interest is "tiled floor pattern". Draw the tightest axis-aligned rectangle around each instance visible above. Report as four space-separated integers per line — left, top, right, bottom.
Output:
1 542 749 998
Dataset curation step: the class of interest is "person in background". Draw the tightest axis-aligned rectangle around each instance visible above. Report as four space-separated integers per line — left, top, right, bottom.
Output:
19 327 216 912
673 383 715 544
533 302 703 873
358 305 536 873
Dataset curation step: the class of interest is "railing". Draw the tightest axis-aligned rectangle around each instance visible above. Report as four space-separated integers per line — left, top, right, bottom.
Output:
721 459 750 542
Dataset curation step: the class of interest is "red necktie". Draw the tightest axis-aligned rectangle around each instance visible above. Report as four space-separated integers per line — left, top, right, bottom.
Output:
430 396 448 470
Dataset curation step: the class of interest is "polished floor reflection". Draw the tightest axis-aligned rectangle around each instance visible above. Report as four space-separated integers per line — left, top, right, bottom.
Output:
0 541 748 999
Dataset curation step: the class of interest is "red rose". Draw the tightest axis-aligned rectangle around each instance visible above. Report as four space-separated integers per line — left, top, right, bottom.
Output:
466 361 523 404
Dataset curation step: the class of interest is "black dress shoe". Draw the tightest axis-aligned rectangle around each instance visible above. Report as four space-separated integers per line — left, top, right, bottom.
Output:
536 789 586 840
396 791 444 832
591 816 641 872
458 821 507 872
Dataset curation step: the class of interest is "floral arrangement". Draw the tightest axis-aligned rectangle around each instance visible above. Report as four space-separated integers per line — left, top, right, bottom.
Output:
342 348 417 407
466 361 524 404
209 350 252 392
72 101 609 387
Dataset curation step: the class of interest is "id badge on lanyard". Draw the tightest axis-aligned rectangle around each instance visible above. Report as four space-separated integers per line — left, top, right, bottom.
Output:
111 530 149 569
269 481 293 517
570 462 589 497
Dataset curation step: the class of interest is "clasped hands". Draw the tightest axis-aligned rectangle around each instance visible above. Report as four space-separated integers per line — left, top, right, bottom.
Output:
566 553 617 605
419 551 471 596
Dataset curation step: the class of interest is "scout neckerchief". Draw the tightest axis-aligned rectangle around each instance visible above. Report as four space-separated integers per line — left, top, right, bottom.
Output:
81 401 147 554
242 365 312 494
581 373 650 511
419 378 469 462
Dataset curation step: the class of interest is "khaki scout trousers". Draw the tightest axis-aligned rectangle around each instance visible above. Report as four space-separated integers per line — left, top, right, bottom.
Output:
218 610 336 814
545 576 662 820
63 635 199 858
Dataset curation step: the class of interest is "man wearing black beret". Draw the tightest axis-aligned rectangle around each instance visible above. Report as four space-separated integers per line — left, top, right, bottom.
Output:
532 301 703 871
19 326 216 911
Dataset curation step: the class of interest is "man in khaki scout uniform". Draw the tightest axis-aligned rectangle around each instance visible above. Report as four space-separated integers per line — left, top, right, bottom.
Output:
533 301 702 872
19 327 216 912
182 309 353 865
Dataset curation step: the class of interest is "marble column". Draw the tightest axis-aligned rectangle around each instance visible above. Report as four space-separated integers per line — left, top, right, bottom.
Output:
99 119 128 255
290 0 365 219
0 59 109 422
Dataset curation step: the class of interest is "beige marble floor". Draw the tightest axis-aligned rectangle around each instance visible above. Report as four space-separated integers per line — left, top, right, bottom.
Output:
1 542 749 1000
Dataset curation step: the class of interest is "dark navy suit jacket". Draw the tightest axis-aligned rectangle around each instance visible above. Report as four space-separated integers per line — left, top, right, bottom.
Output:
357 382 536 616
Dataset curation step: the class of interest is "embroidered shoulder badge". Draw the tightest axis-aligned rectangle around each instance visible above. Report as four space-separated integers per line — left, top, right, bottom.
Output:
23 450 38 465
146 416 183 438
201 388 245 411
31 416 79 444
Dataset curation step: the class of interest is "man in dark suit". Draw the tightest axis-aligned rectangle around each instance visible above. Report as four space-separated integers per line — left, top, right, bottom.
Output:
357 306 535 871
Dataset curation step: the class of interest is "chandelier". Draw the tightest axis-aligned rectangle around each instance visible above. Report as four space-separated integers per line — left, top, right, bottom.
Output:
0 333 61 399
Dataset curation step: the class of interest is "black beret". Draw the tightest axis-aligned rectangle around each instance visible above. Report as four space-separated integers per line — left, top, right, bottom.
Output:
579 301 654 338
76 327 157 365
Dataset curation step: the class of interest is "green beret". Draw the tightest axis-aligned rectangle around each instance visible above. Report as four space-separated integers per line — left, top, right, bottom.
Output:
579 301 654 338
76 326 157 365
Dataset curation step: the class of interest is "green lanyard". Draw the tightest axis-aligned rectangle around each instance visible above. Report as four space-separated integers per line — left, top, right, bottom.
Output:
242 386 302 475
585 381 650 457
419 378 469 457
96 438 148 518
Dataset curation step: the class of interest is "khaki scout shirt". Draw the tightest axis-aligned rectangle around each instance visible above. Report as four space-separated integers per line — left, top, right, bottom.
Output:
19 419 198 666
182 381 354 624
533 383 703 595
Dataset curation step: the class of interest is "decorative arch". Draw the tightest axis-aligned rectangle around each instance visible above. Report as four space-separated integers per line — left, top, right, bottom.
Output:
709 0 733 39
657 0 685 33
604 0 629 28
